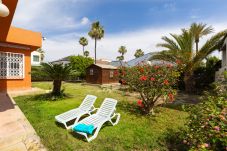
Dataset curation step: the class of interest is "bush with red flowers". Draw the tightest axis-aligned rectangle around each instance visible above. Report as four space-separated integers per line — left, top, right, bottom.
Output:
118 63 180 114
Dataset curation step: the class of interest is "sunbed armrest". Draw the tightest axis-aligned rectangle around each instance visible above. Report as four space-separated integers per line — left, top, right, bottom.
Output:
110 113 121 126
89 106 98 113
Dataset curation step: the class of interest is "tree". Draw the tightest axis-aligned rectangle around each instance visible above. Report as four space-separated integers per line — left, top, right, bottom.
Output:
88 21 104 64
150 24 227 93
116 63 179 115
116 46 127 61
190 23 214 53
79 37 88 55
70 55 94 79
84 50 90 57
41 63 73 96
37 48 45 62
134 49 144 58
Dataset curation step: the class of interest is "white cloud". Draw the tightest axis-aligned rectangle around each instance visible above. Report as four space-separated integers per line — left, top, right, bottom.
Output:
12 0 227 62
43 22 227 62
42 25 182 62
12 0 90 31
80 17 90 25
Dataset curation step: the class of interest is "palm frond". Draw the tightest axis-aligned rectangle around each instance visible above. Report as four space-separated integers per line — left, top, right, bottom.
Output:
191 29 227 69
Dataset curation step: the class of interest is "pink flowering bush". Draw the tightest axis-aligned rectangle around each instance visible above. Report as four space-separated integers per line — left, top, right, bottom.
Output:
116 63 179 115
183 94 227 150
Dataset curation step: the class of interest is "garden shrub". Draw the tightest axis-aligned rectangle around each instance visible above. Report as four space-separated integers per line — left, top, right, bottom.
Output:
116 63 180 115
69 55 94 79
194 57 221 91
183 89 227 150
31 66 52 81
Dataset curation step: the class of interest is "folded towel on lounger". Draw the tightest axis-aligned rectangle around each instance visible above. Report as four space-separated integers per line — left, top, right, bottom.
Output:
73 124 95 135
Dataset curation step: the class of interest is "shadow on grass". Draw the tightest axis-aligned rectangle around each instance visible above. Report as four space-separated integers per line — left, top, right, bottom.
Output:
117 101 160 122
160 128 189 151
69 122 112 142
26 93 74 102
161 102 196 113
117 101 143 116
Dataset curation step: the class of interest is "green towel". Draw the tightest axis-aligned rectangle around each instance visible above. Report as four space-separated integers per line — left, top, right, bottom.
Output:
73 124 95 135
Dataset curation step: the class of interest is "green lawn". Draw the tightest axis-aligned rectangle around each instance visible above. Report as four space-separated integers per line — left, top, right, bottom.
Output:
14 82 188 151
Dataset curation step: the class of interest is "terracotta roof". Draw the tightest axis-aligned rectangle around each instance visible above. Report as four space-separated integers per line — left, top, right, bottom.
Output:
94 63 117 69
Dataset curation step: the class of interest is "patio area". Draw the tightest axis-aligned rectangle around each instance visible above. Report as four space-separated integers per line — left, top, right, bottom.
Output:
0 92 46 151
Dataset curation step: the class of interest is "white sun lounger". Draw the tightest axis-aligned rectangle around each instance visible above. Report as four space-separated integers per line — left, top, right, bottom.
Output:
72 98 121 142
55 95 97 129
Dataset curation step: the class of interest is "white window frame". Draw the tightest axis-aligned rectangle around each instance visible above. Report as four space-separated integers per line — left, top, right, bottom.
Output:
0 51 24 79
90 69 94 75
33 55 40 62
109 70 114 78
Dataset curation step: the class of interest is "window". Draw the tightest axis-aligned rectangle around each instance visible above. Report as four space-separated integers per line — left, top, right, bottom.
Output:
33 55 40 62
0 51 24 79
110 70 114 78
90 69 94 75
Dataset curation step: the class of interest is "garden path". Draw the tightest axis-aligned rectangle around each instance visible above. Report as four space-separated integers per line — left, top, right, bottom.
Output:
0 91 46 151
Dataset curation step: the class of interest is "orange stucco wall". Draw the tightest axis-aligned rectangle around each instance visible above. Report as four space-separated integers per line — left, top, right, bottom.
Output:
0 47 33 92
0 0 42 92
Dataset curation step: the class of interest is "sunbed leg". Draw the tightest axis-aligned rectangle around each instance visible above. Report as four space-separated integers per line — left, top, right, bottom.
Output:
109 113 121 126
86 126 102 142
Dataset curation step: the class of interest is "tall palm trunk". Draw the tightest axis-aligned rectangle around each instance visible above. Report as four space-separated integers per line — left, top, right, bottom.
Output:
184 71 195 93
94 38 97 64
82 46 85 55
195 40 199 54
52 80 62 96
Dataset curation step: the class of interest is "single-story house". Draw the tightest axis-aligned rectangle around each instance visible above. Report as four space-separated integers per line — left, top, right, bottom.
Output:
86 64 118 85
0 0 42 92
51 56 72 66
111 52 163 67
216 35 227 81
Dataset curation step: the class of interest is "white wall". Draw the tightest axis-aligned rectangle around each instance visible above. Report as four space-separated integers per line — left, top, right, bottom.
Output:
31 51 41 66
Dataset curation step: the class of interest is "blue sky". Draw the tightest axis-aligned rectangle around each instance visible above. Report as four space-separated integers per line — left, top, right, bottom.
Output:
13 0 227 61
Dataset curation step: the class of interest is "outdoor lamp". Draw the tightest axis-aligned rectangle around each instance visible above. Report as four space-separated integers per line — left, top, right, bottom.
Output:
0 0 9 17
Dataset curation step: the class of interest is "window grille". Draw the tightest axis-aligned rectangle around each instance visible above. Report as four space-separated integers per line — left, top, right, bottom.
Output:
0 51 24 79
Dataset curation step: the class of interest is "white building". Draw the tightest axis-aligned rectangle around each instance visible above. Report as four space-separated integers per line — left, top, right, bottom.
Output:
31 51 41 66
216 35 227 81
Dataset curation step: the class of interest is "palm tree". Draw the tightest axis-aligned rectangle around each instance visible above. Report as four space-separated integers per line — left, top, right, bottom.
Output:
150 27 227 93
84 50 89 57
116 56 124 61
79 37 88 55
88 21 104 64
118 46 127 56
134 49 144 58
41 63 73 96
190 23 214 53
116 46 127 61
37 48 45 62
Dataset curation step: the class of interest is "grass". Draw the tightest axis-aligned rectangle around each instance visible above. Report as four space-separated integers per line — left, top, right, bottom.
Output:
14 82 188 151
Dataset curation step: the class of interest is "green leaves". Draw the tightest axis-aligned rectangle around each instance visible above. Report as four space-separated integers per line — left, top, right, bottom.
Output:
41 63 73 80
150 23 227 92
88 21 104 40
184 92 227 150
79 37 88 47
117 46 127 61
118 63 180 114
134 49 144 58
69 55 94 78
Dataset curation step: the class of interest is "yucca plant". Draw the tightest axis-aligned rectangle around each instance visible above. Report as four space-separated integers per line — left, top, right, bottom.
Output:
41 63 74 96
